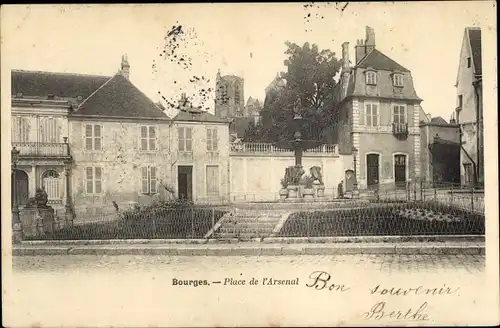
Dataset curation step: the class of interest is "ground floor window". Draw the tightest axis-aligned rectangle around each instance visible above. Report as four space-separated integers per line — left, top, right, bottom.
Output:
141 166 158 194
41 169 61 202
206 165 219 194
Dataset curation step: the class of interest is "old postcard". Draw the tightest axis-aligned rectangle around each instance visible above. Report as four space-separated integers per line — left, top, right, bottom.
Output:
2 2 499 327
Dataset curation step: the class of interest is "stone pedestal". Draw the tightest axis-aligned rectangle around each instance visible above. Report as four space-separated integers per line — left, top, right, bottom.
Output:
287 185 299 199
20 207 56 238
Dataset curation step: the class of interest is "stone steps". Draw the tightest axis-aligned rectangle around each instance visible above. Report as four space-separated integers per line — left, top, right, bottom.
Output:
211 210 284 239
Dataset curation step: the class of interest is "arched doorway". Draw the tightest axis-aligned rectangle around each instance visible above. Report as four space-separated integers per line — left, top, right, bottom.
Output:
12 170 29 206
41 169 61 203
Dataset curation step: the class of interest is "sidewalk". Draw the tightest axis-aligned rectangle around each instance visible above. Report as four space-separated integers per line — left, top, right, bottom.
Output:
12 240 485 256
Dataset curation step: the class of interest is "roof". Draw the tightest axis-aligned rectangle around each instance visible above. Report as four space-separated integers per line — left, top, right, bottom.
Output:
356 49 409 72
71 74 168 119
468 28 482 75
431 116 448 124
173 109 228 123
11 70 110 100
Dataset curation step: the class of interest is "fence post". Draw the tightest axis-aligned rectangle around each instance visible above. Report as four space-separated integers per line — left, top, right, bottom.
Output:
191 207 195 238
471 187 474 213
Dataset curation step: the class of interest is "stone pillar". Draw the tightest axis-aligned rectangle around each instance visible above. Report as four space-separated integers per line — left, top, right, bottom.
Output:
11 147 23 244
64 161 74 228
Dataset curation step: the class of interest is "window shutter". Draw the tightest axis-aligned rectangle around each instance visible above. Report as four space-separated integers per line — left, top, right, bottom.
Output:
94 125 102 151
140 126 148 150
150 166 157 194
85 124 93 150
141 167 149 194
95 167 102 194
213 128 218 151
206 128 212 151
186 128 192 151
86 167 93 194
149 126 156 151
178 127 184 151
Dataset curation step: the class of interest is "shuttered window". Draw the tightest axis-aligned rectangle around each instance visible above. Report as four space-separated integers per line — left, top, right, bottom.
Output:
86 167 103 194
141 166 158 194
12 116 30 142
140 125 157 151
206 127 218 151
206 165 219 194
178 127 193 151
85 124 103 151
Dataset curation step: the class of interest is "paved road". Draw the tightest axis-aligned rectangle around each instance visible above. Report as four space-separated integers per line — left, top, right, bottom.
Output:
8 254 491 327
13 254 485 274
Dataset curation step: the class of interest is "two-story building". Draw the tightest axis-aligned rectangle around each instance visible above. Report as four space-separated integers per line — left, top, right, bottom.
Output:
455 27 483 187
334 26 423 190
11 56 231 216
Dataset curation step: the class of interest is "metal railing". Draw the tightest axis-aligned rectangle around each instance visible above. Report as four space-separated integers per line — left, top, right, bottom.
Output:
392 122 408 135
230 142 337 154
12 142 70 157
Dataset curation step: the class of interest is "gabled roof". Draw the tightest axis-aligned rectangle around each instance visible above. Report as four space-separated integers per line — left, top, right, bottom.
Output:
11 70 110 100
356 49 409 72
431 116 448 124
71 74 168 119
173 109 228 123
468 28 482 75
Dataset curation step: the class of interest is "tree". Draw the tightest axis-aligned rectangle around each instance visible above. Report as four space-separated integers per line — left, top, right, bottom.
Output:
260 41 342 144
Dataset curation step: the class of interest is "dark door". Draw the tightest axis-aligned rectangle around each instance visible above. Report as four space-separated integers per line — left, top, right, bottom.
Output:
12 170 29 206
177 166 193 200
394 154 407 187
366 154 379 188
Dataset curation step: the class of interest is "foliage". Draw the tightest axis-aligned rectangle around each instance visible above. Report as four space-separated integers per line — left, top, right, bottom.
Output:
243 119 264 142
257 41 342 144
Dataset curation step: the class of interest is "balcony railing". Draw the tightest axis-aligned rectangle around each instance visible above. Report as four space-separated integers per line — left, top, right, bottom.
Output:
12 142 71 158
392 123 409 136
230 142 337 154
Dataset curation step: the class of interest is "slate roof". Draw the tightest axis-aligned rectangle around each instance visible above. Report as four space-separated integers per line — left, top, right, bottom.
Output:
431 116 448 124
71 74 168 119
172 109 228 123
357 49 409 72
468 28 482 75
11 70 110 100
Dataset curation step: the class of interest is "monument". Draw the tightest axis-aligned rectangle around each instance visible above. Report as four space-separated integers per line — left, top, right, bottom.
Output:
20 187 56 238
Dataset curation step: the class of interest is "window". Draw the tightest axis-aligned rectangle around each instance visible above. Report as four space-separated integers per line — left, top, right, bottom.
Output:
235 85 240 104
140 125 157 151
206 127 218 151
467 57 471 68
366 71 377 85
12 116 30 142
40 117 59 143
458 95 463 109
365 103 379 127
393 74 403 87
393 105 406 124
85 124 102 151
41 170 61 201
178 127 193 152
86 167 102 194
141 166 157 194
206 165 219 194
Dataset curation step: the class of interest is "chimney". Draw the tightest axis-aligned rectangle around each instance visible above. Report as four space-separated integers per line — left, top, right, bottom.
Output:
341 42 350 72
365 26 376 53
121 54 130 80
355 39 366 64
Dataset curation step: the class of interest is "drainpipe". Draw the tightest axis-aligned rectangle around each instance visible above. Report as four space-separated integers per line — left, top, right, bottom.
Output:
473 78 482 187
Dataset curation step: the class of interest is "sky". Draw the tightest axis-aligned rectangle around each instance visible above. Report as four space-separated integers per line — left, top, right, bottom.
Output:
1 2 496 119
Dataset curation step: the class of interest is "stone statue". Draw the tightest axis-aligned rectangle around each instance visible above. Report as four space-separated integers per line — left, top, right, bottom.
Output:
310 166 323 185
27 187 49 208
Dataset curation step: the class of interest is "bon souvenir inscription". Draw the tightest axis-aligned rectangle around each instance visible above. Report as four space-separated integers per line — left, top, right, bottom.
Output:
173 270 461 322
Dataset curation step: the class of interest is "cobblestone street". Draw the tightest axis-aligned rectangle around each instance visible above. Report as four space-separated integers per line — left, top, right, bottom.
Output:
13 254 485 274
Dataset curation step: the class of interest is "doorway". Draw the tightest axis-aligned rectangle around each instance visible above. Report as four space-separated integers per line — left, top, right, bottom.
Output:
12 170 29 206
394 154 407 188
366 154 380 188
177 166 193 201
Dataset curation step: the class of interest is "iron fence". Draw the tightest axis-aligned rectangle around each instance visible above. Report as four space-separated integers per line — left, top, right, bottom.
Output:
26 205 228 241
278 196 485 238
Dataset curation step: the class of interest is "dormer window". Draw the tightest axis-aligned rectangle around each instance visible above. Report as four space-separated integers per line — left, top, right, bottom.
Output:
393 73 404 87
365 71 377 85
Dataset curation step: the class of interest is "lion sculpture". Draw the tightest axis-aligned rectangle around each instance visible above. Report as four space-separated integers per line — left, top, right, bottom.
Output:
310 166 323 185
